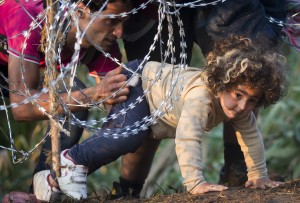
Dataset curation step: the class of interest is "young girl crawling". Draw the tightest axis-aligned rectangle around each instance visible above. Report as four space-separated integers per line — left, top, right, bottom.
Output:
34 35 287 200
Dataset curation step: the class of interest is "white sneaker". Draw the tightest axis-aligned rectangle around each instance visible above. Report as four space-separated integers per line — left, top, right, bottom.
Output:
57 149 88 200
33 170 62 202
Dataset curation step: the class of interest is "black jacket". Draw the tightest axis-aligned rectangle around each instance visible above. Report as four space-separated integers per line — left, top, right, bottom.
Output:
194 0 287 55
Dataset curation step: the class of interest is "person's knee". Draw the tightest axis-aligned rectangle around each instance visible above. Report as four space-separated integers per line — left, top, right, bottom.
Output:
126 131 150 153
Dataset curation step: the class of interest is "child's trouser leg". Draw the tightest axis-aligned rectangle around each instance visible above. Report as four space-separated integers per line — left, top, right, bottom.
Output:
68 62 150 173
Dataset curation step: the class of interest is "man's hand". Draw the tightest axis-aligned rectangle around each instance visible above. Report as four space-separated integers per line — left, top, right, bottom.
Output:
189 182 228 194
245 177 283 189
93 65 130 105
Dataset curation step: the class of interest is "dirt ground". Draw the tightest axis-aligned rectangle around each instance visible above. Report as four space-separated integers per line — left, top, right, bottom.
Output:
4 179 299 202
98 179 300 203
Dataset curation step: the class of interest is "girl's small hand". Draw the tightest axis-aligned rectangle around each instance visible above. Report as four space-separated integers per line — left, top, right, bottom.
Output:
190 182 228 194
245 177 283 189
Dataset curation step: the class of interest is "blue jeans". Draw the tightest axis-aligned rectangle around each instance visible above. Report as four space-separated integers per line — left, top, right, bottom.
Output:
69 60 151 173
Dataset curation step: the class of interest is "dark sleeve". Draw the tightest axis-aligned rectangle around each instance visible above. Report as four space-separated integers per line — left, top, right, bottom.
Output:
194 0 287 55
260 0 288 33
123 1 195 64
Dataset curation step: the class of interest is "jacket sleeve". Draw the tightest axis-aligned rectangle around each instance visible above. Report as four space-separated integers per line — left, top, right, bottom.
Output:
175 86 212 191
194 0 287 55
231 112 268 180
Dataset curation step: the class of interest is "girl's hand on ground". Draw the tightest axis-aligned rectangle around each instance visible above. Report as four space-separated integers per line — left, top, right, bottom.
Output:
190 182 228 194
245 177 284 189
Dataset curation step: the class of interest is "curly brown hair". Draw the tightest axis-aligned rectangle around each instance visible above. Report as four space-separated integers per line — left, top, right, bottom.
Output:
205 35 288 108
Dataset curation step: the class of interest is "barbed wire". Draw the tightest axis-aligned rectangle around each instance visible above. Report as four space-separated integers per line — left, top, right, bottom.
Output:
0 0 299 163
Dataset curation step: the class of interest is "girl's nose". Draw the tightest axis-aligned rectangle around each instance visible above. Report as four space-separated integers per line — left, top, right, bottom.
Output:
237 100 247 112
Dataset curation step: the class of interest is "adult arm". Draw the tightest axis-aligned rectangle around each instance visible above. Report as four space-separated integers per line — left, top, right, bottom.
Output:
8 55 129 121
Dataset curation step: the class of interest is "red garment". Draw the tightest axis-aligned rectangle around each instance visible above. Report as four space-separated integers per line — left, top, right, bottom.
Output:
0 0 43 65
0 0 122 75
88 42 122 77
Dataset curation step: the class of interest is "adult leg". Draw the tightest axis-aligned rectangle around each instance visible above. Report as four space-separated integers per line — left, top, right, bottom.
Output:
110 136 160 198
220 122 247 186
220 109 259 186
121 135 160 185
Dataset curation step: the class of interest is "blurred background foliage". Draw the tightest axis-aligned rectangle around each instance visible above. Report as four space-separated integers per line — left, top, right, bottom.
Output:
0 41 300 199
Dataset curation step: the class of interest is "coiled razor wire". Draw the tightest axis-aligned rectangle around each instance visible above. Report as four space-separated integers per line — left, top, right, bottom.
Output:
0 0 299 163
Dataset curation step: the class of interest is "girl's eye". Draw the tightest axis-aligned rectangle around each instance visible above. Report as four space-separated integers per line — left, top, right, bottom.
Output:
234 92 242 99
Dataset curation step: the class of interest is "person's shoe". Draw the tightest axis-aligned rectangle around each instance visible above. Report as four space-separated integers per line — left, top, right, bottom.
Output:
109 181 127 200
109 177 143 200
33 170 63 202
268 171 285 182
219 160 248 186
219 160 286 186
57 149 88 200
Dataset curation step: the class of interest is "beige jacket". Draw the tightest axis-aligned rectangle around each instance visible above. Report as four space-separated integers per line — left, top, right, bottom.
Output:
142 61 268 191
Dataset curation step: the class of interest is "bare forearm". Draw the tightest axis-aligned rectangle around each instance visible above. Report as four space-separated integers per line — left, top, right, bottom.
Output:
10 88 94 121
8 59 129 121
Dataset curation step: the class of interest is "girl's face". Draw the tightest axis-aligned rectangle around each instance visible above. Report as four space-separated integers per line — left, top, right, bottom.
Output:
219 85 262 119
